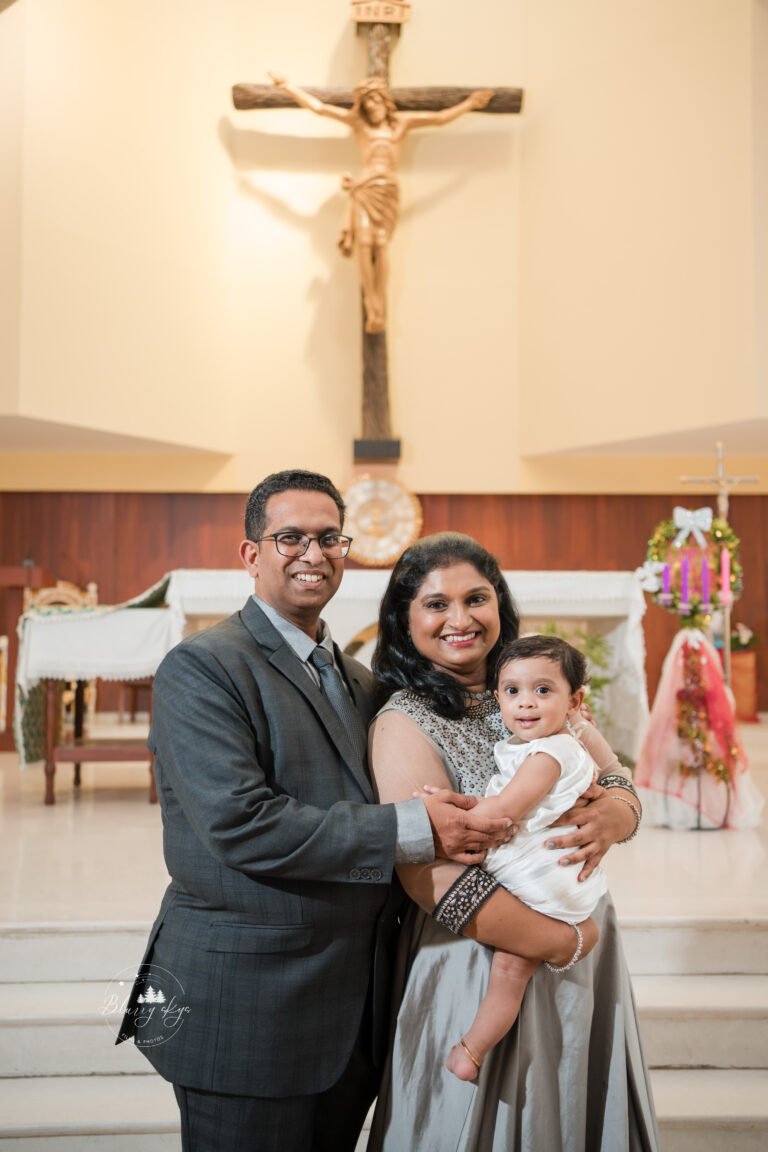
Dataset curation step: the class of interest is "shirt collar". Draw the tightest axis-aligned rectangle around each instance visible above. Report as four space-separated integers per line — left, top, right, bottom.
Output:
253 595 335 664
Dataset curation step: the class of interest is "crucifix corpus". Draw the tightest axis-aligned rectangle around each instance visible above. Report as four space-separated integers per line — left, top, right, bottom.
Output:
233 2 522 461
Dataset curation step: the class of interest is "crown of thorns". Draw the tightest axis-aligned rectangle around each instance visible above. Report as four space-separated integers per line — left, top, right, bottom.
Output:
353 77 398 117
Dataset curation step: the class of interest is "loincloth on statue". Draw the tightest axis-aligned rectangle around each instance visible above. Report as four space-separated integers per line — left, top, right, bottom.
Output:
339 172 399 251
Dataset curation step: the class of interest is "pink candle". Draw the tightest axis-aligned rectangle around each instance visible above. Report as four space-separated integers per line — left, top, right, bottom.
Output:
680 556 690 608
720 547 731 605
662 564 671 600
700 558 710 608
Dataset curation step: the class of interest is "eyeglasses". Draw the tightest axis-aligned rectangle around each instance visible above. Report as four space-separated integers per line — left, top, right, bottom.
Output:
255 532 354 559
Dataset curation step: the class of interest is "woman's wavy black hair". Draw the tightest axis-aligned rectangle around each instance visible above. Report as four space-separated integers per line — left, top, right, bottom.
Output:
372 533 520 719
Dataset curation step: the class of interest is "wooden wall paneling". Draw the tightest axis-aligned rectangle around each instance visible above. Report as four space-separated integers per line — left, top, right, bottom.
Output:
164 493 246 574
729 497 768 716
111 494 241 603
0 493 118 600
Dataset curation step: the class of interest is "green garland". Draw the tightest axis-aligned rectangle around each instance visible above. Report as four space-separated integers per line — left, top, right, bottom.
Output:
676 639 737 790
646 516 742 626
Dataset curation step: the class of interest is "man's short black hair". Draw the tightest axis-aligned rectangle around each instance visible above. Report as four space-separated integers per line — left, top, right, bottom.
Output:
493 634 587 694
244 470 346 540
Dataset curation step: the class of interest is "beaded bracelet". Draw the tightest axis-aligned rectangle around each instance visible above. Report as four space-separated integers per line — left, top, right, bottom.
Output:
599 772 639 799
609 793 641 843
545 921 584 973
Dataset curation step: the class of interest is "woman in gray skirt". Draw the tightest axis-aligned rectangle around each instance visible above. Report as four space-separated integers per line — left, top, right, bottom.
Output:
368 533 659 1152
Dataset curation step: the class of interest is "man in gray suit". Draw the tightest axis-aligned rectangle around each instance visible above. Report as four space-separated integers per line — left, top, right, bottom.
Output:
118 469 511 1151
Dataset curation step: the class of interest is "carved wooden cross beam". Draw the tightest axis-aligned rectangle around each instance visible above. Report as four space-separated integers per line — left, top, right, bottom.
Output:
233 86 523 114
232 14 522 461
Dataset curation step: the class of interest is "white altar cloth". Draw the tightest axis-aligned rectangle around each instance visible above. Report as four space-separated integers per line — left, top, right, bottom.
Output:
16 608 181 693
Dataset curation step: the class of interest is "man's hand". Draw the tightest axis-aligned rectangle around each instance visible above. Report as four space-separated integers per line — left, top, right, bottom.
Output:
419 786 515 865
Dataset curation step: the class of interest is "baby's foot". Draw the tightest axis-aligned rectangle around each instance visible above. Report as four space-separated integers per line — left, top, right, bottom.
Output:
446 1039 482 1082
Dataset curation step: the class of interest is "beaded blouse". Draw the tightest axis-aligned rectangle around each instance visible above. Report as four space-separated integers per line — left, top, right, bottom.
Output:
379 689 508 797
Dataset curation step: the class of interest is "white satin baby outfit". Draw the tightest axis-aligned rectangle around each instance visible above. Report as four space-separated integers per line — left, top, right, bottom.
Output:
484 732 607 921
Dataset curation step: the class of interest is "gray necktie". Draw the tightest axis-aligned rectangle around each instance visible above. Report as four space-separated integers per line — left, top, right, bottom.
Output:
310 646 368 762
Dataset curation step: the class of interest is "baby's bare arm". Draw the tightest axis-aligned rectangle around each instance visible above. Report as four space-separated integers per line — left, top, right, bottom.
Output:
473 750 560 822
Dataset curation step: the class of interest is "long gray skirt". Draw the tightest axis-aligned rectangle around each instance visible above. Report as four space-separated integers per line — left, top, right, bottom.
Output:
369 894 659 1152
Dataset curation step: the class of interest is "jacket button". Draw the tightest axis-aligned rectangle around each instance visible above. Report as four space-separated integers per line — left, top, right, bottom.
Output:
350 868 361 880
371 869 382 881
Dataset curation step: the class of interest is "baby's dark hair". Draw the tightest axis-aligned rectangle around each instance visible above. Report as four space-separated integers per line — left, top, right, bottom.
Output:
493 634 587 694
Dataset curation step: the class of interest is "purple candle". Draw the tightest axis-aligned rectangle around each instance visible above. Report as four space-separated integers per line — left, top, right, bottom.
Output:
662 564 671 599
680 556 690 608
701 558 710 608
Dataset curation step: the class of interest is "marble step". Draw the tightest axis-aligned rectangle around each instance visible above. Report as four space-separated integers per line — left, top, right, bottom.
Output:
2 916 767 985
0 1071 764 1150
0 982 148 1077
633 975 768 1068
653 1069 768 1152
619 917 768 975
0 1074 179 1149
4 974 767 1078
0 924 149 984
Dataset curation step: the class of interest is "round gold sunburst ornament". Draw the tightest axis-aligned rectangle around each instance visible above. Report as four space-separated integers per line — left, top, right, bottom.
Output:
343 475 423 566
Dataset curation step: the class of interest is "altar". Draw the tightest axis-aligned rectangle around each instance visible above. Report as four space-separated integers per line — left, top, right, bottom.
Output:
16 567 649 765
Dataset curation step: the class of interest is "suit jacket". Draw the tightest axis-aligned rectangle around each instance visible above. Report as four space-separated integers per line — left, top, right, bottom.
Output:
117 598 400 1097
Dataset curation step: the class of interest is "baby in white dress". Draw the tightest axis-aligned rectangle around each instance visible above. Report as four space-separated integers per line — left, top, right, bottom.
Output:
447 634 608 1082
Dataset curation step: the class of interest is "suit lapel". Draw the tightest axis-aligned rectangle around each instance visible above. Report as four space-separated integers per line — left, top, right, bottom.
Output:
240 599 374 801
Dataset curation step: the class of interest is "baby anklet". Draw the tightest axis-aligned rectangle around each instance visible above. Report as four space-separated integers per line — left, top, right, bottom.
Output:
545 921 584 973
459 1038 482 1071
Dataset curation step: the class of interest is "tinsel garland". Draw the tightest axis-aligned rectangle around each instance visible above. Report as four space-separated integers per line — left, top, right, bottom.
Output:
676 640 738 786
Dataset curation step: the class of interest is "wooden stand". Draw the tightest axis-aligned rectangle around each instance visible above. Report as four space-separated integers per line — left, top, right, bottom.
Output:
730 650 759 723
44 677 156 806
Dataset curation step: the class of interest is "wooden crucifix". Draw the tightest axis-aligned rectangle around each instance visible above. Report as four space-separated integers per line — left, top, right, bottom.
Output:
233 4 523 461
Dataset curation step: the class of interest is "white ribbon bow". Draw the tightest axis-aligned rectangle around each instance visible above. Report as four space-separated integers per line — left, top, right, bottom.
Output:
673 506 712 549
634 560 665 593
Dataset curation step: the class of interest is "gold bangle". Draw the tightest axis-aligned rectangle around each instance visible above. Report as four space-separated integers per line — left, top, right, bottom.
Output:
609 793 641 843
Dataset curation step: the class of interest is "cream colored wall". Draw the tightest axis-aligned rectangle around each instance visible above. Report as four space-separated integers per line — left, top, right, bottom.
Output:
1 0 766 492
0 0 24 416
520 0 757 456
754 0 768 419
17 0 234 453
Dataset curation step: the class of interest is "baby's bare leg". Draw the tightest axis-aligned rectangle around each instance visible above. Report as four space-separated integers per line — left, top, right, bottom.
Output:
446 950 538 1082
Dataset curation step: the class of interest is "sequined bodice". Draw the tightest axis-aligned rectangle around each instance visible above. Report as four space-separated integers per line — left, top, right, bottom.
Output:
380 690 508 796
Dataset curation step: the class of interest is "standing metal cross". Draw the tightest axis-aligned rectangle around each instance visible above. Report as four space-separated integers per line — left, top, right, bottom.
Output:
681 440 758 686
232 3 522 461
680 441 758 521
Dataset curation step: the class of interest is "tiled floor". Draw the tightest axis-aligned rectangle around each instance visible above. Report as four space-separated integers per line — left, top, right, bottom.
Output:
0 716 766 927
